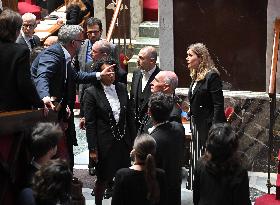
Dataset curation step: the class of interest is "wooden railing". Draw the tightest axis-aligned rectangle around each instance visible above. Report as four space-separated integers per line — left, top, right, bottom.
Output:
106 0 123 42
105 0 132 67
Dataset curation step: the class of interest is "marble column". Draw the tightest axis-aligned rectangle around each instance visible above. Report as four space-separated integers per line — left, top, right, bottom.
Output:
159 0 174 71
130 0 143 39
267 0 280 93
93 0 106 39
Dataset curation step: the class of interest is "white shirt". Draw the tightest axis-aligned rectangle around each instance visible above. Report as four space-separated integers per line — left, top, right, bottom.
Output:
0 1 3 11
102 83 120 123
141 66 156 92
21 30 33 51
61 44 71 81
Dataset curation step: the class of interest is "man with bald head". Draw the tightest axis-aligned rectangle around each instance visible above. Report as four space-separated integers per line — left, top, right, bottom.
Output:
138 70 182 134
43 36 58 48
130 46 160 130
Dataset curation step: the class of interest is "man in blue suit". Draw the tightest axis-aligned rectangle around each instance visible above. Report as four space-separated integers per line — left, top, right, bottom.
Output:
31 25 114 169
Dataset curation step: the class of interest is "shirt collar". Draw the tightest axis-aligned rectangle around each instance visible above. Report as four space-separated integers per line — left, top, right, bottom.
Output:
60 44 71 63
102 83 115 90
31 158 41 170
148 121 169 134
142 66 156 76
21 30 32 41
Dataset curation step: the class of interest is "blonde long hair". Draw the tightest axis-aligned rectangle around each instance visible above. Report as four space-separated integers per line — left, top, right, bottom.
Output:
188 43 219 81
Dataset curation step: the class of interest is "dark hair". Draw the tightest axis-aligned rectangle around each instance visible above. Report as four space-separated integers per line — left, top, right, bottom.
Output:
87 17 102 30
204 123 240 174
133 134 160 204
149 92 174 123
0 9 22 42
33 159 72 204
30 123 63 159
94 56 117 73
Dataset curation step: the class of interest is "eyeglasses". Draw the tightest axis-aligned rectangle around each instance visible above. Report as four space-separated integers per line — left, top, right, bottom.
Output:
22 24 36 28
73 39 85 45
87 30 100 34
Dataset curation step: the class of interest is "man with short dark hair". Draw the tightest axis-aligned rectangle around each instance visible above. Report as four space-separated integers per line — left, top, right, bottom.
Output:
78 17 103 72
23 122 63 187
149 92 185 205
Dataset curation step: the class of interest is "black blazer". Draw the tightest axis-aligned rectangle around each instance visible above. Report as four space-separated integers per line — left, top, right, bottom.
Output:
130 66 161 128
31 43 98 101
140 102 182 134
150 121 185 188
16 33 40 50
0 41 42 111
83 82 136 160
188 70 226 144
79 61 127 117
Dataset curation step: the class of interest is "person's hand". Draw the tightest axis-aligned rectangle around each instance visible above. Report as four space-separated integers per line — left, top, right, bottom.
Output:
100 64 116 80
42 96 55 110
89 149 98 163
79 117 86 130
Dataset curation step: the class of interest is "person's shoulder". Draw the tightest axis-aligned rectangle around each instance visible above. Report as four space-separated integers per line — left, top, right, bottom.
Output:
156 168 166 176
205 68 220 80
169 121 184 131
116 168 134 176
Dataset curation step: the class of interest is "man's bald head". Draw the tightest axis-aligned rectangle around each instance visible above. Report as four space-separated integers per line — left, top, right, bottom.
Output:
44 36 58 48
150 71 178 94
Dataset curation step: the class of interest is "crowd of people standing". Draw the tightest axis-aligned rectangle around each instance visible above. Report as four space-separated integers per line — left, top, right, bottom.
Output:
0 5 251 205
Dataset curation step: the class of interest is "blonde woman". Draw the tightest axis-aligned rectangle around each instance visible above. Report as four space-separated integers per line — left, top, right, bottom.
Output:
186 43 226 150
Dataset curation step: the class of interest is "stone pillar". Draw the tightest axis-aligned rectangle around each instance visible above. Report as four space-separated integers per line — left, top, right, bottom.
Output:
267 0 280 93
130 0 143 39
158 0 174 71
94 0 106 39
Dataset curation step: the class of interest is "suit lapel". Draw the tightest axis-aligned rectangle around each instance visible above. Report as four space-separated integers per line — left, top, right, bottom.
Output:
95 84 115 121
115 83 126 124
133 71 142 101
190 80 203 101
140 66 160 111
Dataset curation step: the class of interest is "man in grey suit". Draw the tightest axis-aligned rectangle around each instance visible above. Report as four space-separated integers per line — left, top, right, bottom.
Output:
78 17 103 72
16 13 40 51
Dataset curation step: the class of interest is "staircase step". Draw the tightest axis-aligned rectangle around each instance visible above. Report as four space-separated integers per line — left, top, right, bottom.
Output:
133 37 159 55
139 21 159 38
128 55 159 73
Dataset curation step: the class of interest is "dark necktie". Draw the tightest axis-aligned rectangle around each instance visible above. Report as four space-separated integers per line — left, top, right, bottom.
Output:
29 38 36 49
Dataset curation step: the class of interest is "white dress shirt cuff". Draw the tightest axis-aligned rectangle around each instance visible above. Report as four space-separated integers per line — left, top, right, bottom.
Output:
96 72 101 80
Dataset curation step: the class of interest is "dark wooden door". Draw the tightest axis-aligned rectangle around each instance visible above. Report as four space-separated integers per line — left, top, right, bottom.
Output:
173 0 268 91
105 0 130 39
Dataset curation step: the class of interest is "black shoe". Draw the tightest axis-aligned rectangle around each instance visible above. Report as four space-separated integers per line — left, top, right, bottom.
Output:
88 167 96 176
91 189 95 196
103 187 113 199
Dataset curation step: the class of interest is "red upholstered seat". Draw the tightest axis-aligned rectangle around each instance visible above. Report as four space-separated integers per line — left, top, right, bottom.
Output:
18 0 41 19
143 0 158 21
255 194 280 205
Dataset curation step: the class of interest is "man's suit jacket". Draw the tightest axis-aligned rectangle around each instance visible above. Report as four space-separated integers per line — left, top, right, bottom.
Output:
140 96 182 134
78 39 91 72
83 82 136 160
31 43 100 122
16 33 40 50
188 70 226 145
0 41 42 111
150 121 185 188
130 66 161 129
79 61 127 117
